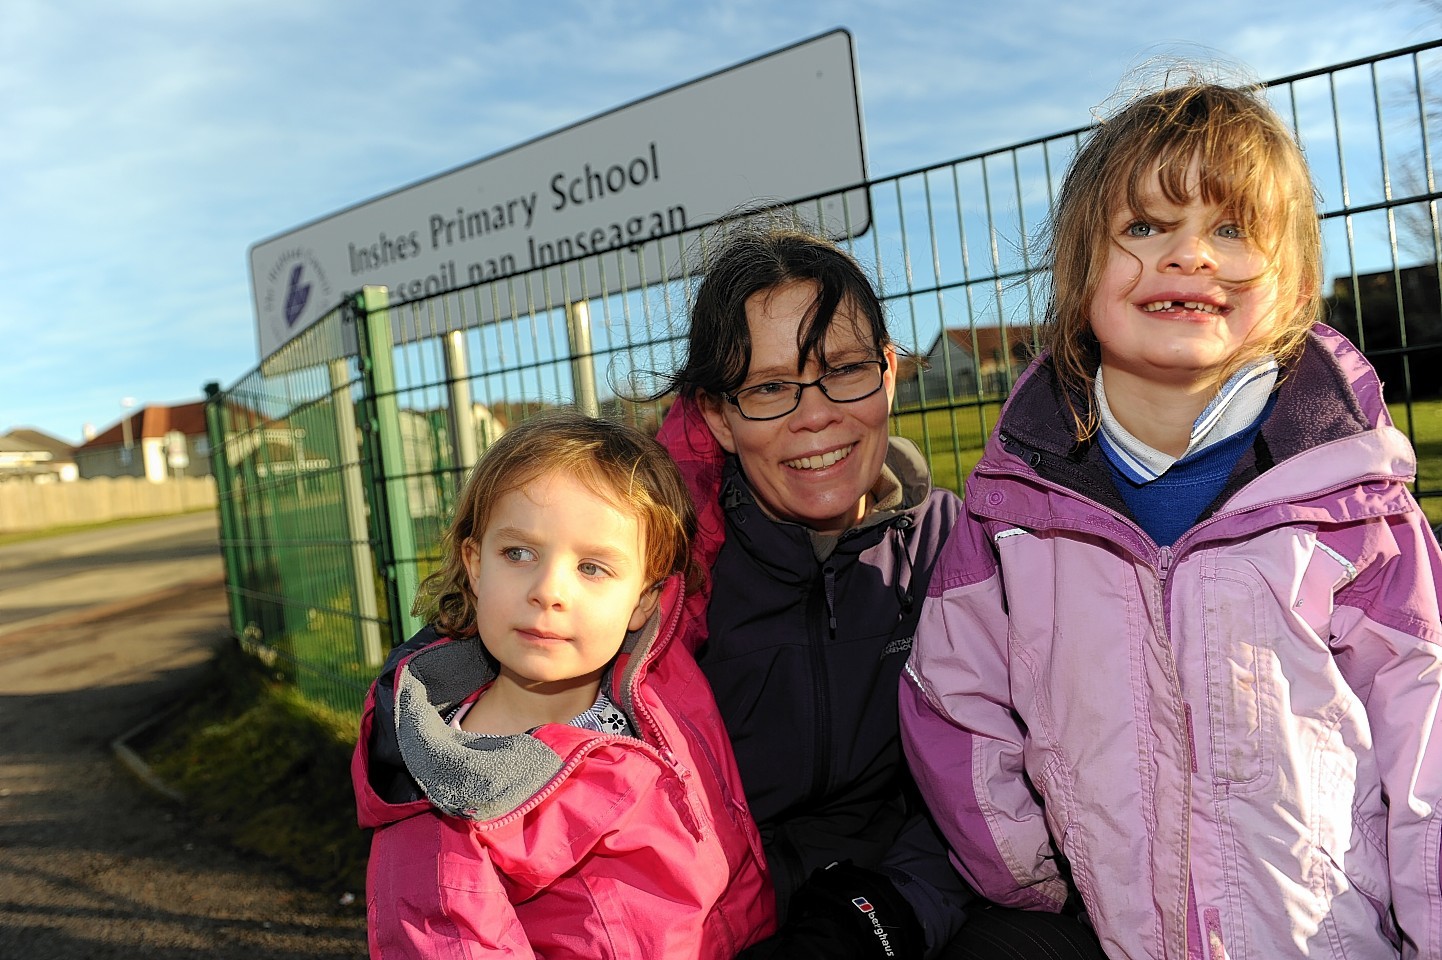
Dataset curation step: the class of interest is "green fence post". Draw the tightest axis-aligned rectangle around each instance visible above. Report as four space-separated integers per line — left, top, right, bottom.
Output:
353 285 423 646
203 381 247 639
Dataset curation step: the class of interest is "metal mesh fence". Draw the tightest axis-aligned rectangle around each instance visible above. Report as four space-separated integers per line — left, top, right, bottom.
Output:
207 40 1442 713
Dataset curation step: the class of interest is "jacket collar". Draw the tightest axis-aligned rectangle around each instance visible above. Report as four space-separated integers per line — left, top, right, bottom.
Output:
392 575 682 822
996 323 1381 464
977 324 1412 538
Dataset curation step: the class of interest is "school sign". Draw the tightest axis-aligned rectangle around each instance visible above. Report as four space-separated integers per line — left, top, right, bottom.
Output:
249 30 869 360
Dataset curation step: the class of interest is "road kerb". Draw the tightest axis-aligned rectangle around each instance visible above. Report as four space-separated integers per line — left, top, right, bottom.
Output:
112 703 188 804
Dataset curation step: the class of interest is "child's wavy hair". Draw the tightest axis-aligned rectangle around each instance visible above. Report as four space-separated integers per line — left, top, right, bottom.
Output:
1043 77 1323 441
412 410 701 637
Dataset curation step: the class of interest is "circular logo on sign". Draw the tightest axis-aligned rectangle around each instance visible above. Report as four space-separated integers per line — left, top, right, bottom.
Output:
259 247 334 357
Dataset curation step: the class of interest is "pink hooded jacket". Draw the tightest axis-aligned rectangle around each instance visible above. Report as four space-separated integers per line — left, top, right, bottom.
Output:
353 576 775 958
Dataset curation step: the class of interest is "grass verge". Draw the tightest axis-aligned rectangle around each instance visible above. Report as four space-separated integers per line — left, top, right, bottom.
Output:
0 506 216 547
140 638 369 895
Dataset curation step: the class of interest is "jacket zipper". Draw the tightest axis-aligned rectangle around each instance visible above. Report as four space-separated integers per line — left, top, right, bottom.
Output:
624 584 685 751
630 591 707 838
808 564 836 802
803 518 906 805
1153 545 1196 773
1152 526 1201 941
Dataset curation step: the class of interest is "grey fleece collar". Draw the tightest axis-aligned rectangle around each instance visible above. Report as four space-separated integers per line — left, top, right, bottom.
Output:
394 603 664 822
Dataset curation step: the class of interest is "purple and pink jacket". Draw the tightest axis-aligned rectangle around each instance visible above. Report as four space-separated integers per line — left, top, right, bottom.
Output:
353 576 775 959
901 325 1442 959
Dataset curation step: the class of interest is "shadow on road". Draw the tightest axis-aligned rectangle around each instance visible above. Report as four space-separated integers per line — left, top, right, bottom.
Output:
0 562 366 958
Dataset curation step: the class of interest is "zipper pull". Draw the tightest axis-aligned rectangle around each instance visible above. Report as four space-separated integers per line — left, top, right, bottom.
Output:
659 747 704 840
1158 545 1173 580
660 747 690 779
823 565 838 632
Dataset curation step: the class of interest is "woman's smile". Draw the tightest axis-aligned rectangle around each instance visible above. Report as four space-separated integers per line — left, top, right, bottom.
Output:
783 443 855 471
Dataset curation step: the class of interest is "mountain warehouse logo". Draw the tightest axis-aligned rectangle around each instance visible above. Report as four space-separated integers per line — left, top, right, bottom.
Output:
260 247 334 350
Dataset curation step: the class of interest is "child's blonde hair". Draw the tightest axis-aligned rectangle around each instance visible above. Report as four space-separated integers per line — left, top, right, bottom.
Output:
413 410 700 637
1044 80 1323 440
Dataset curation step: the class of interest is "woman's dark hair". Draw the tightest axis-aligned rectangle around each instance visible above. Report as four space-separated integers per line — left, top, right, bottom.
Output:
669 223 892 398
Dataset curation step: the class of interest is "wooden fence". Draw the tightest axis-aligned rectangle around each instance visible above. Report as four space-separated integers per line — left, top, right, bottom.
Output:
0 477 217 533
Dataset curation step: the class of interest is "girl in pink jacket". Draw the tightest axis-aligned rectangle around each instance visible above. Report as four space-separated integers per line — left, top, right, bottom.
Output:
353 411 774 958
902 78 1442 958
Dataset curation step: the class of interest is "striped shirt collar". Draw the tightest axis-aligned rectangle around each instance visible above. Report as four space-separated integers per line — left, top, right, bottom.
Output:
1095 357 1279 484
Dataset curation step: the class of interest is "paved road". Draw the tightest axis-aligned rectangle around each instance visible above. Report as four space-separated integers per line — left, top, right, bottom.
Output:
0 513 367 958
0 512 226 635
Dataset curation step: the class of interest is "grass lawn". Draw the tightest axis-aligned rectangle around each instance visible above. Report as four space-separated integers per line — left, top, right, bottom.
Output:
143 640 368 893
1390 399 1442 525
890 401 998 496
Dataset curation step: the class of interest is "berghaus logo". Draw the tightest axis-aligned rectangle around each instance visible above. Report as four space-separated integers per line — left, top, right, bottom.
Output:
851 897 895 957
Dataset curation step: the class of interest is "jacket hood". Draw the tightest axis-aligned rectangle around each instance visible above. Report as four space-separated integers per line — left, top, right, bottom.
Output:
971 323 1414 551
995 323 1378 461
391 575 682 823
879 434 936 513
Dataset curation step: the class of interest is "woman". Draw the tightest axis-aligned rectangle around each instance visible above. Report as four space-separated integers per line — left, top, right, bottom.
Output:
658 225 1105 959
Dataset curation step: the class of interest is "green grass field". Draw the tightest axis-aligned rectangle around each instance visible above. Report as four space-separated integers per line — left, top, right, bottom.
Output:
892 397 1442 526
1391 399 1442 525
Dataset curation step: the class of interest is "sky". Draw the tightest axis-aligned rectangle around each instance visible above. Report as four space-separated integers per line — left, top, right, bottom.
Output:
2 0 1438 444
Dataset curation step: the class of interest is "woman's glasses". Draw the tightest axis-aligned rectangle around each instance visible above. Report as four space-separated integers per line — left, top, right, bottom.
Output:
723 360 886 421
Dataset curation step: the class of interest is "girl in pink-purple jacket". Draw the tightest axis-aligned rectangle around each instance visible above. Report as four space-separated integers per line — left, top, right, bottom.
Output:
901 79 1442 958
353 412 773 958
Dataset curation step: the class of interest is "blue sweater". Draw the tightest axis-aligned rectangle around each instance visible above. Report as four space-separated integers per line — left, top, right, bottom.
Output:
1106 394 1277 546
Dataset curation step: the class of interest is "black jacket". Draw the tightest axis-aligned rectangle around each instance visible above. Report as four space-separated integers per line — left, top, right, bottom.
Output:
698 438 970 946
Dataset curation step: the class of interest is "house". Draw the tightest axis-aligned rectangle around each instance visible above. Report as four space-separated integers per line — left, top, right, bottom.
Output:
895 325 1038 408
75 400 213 483
201 398 324 479
0 428 78 483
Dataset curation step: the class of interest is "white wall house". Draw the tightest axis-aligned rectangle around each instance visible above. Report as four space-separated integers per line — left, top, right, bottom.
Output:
75 401 213 484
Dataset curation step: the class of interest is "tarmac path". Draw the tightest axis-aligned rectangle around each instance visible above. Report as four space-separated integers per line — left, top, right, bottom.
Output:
0 512 366 958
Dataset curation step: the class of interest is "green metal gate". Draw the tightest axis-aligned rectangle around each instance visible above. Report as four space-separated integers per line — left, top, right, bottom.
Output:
207 39 1442 713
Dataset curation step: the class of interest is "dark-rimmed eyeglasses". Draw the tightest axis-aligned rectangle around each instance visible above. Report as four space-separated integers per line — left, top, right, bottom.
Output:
723 360 886 421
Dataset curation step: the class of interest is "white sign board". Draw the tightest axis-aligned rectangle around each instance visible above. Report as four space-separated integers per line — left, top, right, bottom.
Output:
249 30 869 360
